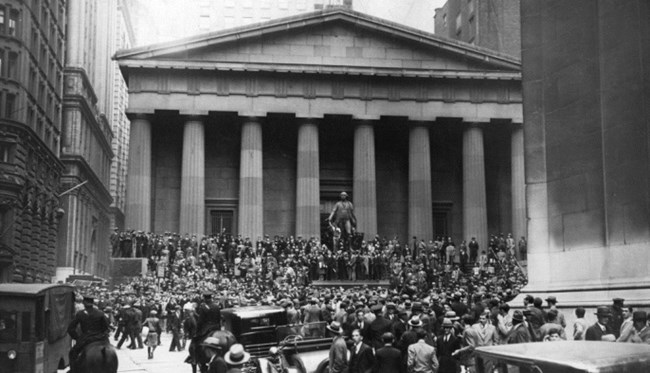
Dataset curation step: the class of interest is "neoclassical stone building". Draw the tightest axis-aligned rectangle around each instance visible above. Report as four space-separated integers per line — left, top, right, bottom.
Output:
115 8 523 247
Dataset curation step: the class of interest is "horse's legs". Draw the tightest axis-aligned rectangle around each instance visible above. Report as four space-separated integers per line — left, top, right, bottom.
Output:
191 363 197 373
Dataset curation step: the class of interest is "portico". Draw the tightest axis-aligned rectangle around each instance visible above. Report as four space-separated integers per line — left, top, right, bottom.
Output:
116 8 524 245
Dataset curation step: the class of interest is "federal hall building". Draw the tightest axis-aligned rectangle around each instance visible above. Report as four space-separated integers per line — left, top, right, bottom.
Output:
115 9 523 247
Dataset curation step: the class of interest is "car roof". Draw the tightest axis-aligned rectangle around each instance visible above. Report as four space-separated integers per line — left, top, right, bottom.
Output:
221 305 285 318
476 341 650 371
0 283 75 296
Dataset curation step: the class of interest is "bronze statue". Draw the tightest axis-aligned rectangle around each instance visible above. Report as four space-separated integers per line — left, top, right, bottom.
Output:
327 192 357 250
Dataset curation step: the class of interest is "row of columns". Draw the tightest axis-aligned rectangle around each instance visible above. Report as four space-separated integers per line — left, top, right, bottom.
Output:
125 115 526 245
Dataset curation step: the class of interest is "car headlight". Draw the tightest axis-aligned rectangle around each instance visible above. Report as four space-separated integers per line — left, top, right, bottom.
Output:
7 350 17 359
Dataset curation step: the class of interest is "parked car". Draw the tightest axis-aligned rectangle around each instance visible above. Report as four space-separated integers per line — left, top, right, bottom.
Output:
475 341 650 373
220 306 331 373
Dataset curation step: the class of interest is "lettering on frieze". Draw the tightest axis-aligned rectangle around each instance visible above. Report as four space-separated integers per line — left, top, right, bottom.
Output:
332 79 344 100
497 87 510 103
388 85 400 101
216 77 229 96
416 82 429 102
275 79 288 97
303 81 316 99
246 77 258 97
360 78 372 101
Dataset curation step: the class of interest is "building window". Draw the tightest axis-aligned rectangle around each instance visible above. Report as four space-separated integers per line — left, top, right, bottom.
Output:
8 52 18 79
0 7 5 34
9 10 18 36
442 14 447 28
455 12 462 32
4 94 16 119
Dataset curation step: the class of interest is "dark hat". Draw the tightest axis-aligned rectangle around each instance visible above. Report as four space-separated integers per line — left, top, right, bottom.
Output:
445 311 459 321
512 310 525 322
412 302 423 312
326 321 343 334
371 304 383 313
595 306 612 317
201 337 224 350
225 344 250 365
83 295 94 303
203 292 212 298
613 297 625 304
545 296 557 304
442 318 453 328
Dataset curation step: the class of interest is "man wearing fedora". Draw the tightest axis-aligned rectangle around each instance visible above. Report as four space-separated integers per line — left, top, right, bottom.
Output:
407 328 439 373
617 311 650 343
202 336 228 373
585 306 616 341
224 344 251 373
609 297 625 338
436 318 460 373
327 321 349 373
505 310 531 344
544 296 566 328
349 328 375 373
370 304 392 350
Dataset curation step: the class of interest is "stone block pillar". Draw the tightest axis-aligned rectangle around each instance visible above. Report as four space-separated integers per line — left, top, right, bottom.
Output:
353 121 377 239
295 120 320 239
463 124 488 251
180 118 205 236
511 124 526 248
238 117 264 241
408 123 433 241
125 115 152 232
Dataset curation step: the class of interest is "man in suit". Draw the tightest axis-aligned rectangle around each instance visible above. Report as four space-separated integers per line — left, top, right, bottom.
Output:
369 305 392 351
351 309 372 342
407 328 439 373
349 329 375 373
304 297 323 337
473 311 498 372
168 304 183 352
436 319 460 373
374 332 401 373
506 310 531 344
585 306 616 341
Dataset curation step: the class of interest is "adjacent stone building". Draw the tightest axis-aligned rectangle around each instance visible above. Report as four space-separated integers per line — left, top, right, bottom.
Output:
115 8 524 247
56 0 115 281
520 0 650 305
0 0 66 283
434 0 521 58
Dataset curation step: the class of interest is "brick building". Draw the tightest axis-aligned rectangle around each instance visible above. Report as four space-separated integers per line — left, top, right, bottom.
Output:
434 0 521 58
0 0 66 282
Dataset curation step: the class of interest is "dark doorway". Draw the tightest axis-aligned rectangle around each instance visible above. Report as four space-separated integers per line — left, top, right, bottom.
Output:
210 210 234 235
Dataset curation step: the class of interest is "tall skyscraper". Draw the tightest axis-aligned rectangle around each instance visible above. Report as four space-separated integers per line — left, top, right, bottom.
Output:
0 0 67 283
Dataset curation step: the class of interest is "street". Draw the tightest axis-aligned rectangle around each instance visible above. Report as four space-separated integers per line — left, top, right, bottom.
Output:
59 332 190 373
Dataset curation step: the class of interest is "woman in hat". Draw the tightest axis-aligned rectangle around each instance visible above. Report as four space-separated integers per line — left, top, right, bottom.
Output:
143 310 162 359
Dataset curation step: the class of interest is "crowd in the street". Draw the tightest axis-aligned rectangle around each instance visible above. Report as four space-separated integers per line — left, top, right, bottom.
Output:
73 230 648 373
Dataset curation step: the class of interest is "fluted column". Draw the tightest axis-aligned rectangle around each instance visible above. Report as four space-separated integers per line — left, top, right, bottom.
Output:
408 123 433 241
463 124 488 250
125 116 152 232
511 124 526 253
180 118 205 236
238 118 264 241
65 0 84 66
295 120 320 239
353 121 377 238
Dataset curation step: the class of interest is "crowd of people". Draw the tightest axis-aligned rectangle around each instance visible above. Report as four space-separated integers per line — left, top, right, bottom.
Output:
64 229 650 373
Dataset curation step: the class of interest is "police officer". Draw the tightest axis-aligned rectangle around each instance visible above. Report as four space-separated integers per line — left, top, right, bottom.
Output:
67 295 111 373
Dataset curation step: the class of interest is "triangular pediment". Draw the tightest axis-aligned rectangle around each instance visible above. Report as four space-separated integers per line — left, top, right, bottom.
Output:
116 8 520 75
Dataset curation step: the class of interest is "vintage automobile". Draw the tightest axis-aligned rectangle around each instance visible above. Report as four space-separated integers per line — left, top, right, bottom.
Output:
220 306 332 373
475 341 650 373
0 283 76 373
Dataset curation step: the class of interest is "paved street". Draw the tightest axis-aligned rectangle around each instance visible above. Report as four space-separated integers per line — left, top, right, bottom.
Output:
59 332 190 373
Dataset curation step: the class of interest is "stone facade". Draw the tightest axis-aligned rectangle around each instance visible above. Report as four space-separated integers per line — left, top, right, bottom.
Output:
56 0 115 281
116 9 524 247
434 0 521 58
0 0 67 283
520 0 650 305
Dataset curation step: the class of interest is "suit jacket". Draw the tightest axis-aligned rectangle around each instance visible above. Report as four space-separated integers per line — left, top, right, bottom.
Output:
506 323 531 344
374 345 402 373
585 322 614 341
436 334 460 373
407 340 439 373
473 323 499 346
370 316 393 350
350 320 372 342
168 310 182 333
349 342 375 373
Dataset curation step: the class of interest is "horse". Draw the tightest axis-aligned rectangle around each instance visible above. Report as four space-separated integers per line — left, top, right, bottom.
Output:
188 330 236 373
73 341 118 373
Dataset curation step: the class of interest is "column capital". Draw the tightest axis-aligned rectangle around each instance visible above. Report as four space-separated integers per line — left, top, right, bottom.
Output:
352 114 380 121
179 110 209 116
295 113 324 119
126 112 154 121
181 115 205 123
239 111 266 118
462 117 491 125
